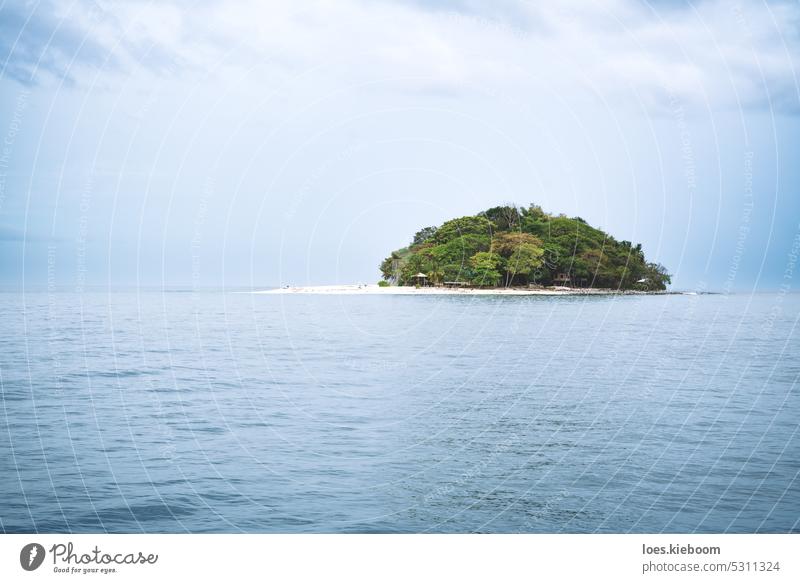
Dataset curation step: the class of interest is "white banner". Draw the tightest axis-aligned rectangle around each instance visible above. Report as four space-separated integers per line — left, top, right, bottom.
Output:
0 534 797 582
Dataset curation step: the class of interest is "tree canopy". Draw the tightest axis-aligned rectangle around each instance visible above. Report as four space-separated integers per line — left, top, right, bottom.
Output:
380 204 671 290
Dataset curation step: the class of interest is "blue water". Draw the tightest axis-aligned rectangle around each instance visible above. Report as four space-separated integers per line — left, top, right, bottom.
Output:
1 290 798 533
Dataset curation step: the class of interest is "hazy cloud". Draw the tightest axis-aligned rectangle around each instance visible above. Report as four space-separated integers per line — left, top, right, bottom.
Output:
2 0 798 113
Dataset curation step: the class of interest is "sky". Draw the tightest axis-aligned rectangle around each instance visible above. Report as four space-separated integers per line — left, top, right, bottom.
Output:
0 0 798 291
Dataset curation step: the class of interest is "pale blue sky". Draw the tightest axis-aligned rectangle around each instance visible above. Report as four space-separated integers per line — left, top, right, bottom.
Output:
0 0 798 290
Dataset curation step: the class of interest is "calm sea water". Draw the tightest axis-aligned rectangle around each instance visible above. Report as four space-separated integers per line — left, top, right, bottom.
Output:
1 290 798 533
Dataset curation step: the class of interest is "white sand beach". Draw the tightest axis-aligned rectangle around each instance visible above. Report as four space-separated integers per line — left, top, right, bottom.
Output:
253 284 657 296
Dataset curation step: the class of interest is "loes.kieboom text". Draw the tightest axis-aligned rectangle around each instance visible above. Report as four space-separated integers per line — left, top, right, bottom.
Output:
642 543 720 556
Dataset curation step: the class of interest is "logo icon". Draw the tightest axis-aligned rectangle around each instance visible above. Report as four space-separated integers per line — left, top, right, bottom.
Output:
20 543 46 571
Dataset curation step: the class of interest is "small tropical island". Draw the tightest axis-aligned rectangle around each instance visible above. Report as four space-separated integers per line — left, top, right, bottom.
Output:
258 204 673 296
379 204 671 292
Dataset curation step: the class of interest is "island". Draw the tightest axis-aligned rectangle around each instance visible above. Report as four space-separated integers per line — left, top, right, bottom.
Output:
254 204 673 295
379 204 671 291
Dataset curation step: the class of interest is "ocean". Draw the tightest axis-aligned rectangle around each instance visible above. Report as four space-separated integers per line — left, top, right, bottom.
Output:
1 290 798 533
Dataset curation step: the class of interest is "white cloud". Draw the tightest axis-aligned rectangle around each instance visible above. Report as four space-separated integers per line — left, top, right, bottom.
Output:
3 0 799 113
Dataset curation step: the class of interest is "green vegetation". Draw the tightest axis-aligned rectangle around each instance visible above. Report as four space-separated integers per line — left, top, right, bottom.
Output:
379 204 671 290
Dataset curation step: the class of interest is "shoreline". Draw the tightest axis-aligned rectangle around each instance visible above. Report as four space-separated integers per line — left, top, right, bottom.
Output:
252 284 682 296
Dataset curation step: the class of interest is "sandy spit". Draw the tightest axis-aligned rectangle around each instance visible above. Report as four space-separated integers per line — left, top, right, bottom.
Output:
250 284 672 296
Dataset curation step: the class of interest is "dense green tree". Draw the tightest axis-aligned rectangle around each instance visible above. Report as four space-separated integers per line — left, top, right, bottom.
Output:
505 243 545 286
490 232 545 286
379 252 402 283
381 204 670 290
469 252 504 287
412 226 438 246
399 253 428 285
433 215 494 245
640 262 671 290
479 205 522 231
432 234 491 264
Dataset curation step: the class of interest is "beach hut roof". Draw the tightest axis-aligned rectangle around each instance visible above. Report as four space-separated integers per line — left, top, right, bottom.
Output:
414 272 427 278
